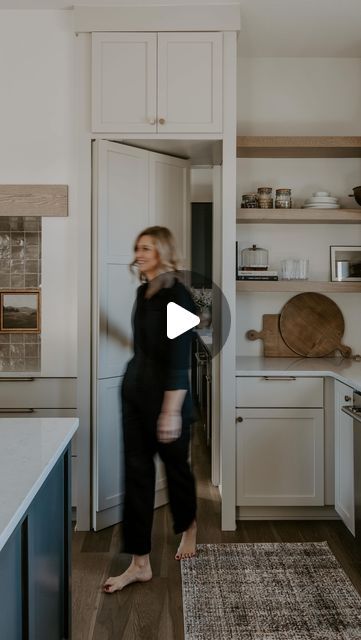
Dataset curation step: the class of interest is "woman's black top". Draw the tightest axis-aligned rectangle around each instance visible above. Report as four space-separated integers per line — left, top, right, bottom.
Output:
123 277 197 416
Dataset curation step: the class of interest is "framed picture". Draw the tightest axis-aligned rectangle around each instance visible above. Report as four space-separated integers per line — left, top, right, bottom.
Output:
330 246 361 282
0 289 41 333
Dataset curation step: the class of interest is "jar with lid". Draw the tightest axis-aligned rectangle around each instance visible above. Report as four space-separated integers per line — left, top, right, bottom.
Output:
257 187 273 209
241 193 258 208
275 188 292 209
241 244 269 270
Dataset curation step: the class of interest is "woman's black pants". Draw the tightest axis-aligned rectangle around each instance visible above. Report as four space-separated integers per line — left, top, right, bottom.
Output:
121 384 197 556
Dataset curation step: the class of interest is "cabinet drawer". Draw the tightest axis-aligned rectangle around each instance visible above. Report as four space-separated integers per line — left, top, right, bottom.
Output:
236 376 323 408
0 378 77 409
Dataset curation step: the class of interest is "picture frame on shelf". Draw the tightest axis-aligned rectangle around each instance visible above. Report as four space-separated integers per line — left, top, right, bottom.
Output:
0 289 41 333
330 246 361 282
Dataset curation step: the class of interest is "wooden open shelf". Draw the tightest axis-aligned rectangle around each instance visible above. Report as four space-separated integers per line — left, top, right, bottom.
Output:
236 208 361 224
236 280 361 293
236 136 361 158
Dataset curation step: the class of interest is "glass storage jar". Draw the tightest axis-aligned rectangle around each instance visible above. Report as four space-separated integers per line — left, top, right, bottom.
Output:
241 244 269 270
257 187 273 209
241 193 258 208
275 188 292 209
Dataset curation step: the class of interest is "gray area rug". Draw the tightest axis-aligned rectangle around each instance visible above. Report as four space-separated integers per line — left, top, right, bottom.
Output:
181 542 361 640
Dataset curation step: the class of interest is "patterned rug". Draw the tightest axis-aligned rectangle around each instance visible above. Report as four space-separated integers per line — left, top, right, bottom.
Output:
181 542 361 640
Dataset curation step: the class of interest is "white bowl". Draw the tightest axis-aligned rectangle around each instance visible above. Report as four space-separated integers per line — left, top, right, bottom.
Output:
313 191 330 197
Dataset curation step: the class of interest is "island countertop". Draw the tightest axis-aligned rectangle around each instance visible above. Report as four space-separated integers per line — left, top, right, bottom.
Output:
0 417 79 553
236 356 361 392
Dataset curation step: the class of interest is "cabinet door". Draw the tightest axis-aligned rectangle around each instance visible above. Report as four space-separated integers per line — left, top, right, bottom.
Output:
334 380 355 535
94 141 149 379
94 377 168 529
157 32 223 133
0 526 22 640
149 151 190 266
28 454 68 640
92 33 157 133
236 408 324 506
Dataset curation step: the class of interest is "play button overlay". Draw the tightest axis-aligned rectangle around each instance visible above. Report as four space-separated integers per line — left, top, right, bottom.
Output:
167 302 200 339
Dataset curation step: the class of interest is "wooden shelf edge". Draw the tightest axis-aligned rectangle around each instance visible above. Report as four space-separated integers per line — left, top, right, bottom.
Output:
236 280 361 293
236 208 361 224
0 185 68 217
236 136 361 158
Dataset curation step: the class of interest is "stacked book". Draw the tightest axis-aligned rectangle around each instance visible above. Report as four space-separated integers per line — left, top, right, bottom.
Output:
237 270 279 281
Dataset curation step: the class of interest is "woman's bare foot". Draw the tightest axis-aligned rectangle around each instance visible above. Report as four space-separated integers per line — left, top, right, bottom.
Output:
175 520 197 560
103 555 152 593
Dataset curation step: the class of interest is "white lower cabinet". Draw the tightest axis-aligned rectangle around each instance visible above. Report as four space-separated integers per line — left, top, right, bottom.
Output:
235 376 324 507
236 408 324 506
334 380 355 535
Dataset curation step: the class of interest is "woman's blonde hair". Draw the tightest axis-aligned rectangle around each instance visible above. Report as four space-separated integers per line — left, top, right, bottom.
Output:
130 226 182 281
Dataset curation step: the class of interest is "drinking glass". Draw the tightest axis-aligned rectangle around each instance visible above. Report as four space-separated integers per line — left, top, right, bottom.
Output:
281 258 309 280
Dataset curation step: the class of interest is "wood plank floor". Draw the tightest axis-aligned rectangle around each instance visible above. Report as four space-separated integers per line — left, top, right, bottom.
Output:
72 423 361 640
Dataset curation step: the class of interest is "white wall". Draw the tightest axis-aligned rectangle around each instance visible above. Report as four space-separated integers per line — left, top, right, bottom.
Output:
0 11 77 375
237 57 361 135
236 57 361 356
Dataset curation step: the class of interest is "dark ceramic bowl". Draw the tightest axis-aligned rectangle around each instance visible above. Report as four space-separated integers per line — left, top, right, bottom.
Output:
349 186 361 206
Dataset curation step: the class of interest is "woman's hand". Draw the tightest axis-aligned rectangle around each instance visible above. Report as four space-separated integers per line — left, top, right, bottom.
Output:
157 410 182 443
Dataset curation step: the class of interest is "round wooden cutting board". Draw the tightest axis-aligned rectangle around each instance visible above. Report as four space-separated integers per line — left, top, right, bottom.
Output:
279 292 352 358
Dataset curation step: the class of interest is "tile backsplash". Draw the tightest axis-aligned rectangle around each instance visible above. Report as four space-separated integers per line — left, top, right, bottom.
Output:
0 217 41 371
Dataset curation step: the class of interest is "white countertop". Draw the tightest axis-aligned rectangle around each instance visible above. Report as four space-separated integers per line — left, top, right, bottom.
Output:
0 417 79 553
236 356 361 392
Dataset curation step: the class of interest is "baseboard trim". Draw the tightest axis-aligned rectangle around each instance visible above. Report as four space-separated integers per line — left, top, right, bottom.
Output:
236 506 339 520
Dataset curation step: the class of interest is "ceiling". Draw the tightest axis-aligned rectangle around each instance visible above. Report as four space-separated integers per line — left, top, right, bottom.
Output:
0 0 361 57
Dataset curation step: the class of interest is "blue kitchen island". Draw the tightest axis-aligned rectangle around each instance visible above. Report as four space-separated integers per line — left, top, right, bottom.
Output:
0 417 78 640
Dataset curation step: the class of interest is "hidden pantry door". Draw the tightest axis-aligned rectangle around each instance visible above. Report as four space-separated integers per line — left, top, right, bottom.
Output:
92 140 189 530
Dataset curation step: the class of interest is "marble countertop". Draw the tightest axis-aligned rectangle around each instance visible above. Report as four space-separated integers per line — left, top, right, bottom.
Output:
0 417 79 553
236 356 361 392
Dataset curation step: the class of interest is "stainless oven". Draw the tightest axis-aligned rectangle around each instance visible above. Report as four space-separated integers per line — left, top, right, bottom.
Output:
342 391 361 537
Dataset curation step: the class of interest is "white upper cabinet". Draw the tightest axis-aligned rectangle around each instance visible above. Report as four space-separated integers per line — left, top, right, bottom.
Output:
92 33 157 133
157 32 222 133
92 32 223 134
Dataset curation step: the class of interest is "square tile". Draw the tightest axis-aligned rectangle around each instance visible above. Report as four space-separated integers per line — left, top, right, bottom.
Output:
24 243 39 259
25 274 39 288
10 232 24 247
0 335 10 344
9 218 24 231
0 259 10 273
10 334 23 343
0 345 10 358
11 246 24 260
24 217 41 232
0 274 10 287
25 343 39 358
10 343 25 359
25 259 38 273
25 232 39 246
10 274 25 287
0 219 10 232
10 259 24 274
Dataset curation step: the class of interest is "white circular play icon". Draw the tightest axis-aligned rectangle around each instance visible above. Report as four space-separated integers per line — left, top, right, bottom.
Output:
167 302 200 340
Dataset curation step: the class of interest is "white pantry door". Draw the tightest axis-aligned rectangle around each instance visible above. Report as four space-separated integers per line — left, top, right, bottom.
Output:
92 140 189 530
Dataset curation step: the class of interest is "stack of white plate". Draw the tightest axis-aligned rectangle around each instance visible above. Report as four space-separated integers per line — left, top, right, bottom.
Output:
303 191 340 209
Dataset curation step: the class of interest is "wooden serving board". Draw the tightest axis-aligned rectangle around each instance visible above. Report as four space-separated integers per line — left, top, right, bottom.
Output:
246 314 297 357
279 292 352 358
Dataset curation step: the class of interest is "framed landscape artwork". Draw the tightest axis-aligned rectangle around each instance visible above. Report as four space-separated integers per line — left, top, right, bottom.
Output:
0 290 41 333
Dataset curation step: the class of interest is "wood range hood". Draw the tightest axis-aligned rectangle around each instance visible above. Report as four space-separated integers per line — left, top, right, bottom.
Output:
0 184 68 217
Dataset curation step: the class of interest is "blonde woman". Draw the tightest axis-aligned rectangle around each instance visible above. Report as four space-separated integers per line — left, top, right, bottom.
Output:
103 226 197 593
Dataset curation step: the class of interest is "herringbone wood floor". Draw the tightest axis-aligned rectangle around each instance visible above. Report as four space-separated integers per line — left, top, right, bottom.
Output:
72 423 361 640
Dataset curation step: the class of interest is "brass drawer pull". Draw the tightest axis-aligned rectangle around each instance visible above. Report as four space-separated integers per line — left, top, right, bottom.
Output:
263 376 296 381
0 377 35 382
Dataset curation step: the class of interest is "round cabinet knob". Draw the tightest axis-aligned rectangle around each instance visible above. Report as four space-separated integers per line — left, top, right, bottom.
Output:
148 117 156 125
236 416 243 423
345 395 352 402
158 117 166 125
